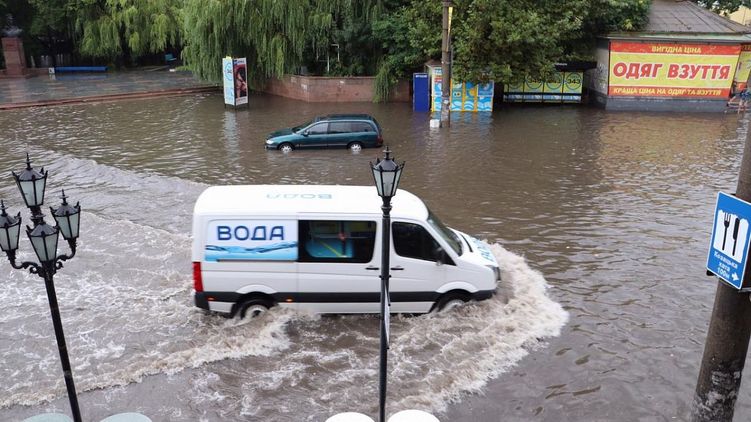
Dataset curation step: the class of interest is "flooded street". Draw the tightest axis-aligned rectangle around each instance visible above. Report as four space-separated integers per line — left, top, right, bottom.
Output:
0 93 748 421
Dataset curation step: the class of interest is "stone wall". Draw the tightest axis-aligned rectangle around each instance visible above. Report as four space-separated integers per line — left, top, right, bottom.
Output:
263 75 411 102
1 37 28 77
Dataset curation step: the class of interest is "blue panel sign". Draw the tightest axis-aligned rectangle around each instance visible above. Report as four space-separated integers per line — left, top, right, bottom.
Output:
707 192 751 289
206 219 298 261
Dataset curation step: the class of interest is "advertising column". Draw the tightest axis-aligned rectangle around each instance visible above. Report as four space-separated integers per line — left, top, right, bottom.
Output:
222 56 248 107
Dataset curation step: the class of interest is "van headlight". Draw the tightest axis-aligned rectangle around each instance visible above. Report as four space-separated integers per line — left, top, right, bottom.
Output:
486 265 501 281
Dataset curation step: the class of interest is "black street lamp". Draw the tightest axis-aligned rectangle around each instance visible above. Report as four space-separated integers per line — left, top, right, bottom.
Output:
1 154 82 422
369 146 404 422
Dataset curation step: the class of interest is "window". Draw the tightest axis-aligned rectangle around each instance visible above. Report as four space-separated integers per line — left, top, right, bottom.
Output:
299 220 376 263
351 122 374 132
393 222 452 264
307 123 328 135
328 122 352 134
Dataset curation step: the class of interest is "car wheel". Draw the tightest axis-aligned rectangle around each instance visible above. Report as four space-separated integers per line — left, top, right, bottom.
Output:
434 292 469 313
348 142 363 152
238 298 272 319
279 143 294 153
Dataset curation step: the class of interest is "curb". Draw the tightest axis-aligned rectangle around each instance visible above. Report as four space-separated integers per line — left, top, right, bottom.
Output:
0 86 220 110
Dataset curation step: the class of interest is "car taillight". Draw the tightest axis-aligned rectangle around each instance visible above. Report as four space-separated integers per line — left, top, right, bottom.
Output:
377 134 383 146
193 262 204 292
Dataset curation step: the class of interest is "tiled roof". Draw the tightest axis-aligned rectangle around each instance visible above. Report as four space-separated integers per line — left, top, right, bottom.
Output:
646 0 751 34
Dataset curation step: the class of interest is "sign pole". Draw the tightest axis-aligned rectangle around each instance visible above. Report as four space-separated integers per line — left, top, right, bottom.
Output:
691 128 751 421
440 0 452 127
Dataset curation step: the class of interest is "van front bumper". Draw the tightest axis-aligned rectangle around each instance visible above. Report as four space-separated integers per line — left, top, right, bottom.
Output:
471 289 496 301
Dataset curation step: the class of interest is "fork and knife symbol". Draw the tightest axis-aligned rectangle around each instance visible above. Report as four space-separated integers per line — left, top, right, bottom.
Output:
722 212 742 256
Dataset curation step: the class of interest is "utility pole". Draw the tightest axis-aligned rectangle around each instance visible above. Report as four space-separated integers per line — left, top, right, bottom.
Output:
440 0 452 127
691 128 751 421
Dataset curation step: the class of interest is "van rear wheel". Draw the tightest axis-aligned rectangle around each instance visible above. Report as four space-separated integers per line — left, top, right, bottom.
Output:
434 293 470 313
348 142 363 152
238 298 272 319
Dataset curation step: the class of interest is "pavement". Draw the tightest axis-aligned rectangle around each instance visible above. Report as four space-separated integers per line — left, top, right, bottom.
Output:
0 68 219 110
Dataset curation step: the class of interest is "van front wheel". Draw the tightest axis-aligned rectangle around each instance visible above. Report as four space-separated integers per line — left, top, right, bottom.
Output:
434 292 470 313
238 298 272 319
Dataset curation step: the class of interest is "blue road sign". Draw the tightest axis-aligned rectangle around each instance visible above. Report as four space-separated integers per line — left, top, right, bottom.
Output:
707 192 751 289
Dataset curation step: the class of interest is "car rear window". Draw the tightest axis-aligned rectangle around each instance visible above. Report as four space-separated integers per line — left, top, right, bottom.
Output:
351 122 375 132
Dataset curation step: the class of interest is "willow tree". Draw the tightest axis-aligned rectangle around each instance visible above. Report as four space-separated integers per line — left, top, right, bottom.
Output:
182 0 383 85
75 0 182 64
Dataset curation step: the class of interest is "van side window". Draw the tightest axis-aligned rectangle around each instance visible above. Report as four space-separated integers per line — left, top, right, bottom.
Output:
299 220 376 263
307 123 328 135
393 222 451 263
328 122 352 134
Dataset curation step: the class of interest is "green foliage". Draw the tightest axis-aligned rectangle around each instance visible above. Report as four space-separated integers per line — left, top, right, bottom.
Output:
371 0 650 88
373 60 395 102
75 0 182 61
693 0 751 15
182 0 384 85
585 0 650 32
371 1 441 100
28 0 76 38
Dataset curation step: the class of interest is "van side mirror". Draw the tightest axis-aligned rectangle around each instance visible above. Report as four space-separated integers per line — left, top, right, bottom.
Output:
433 247 446 266
302 131 309 136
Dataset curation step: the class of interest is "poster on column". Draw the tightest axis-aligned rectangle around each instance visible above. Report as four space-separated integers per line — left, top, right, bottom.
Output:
233 57 248 105
222 57 235 106
608 42 741 98
734 44 751 91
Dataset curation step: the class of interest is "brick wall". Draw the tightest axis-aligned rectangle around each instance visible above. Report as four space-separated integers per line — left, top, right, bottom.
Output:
263 75 410 102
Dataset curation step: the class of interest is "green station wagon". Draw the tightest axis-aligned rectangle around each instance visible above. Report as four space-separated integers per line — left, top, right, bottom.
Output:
265 114 384 152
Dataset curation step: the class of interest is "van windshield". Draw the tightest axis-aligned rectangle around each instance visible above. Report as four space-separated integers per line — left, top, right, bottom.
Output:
427 209 462 255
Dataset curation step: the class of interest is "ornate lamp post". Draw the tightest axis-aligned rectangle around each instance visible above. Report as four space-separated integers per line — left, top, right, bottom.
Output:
369 147 404 422
1 155 82 422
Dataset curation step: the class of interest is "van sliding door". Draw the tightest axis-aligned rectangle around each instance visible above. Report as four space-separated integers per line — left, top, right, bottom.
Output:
296 219 380 313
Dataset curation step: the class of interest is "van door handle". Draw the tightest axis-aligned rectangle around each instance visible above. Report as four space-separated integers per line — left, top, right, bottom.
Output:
366 266 379 270
390 266 404 271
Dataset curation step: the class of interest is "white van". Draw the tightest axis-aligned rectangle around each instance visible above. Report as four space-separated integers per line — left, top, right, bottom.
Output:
191 185 500 317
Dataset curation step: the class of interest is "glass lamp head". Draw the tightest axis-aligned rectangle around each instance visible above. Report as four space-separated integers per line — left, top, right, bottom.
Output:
51 190 80 240
12 154 47 208
0 200 21 252
370 146 404 199
27 222 58 263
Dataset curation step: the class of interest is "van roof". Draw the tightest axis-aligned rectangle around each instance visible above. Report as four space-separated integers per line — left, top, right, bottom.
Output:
194 185 428 220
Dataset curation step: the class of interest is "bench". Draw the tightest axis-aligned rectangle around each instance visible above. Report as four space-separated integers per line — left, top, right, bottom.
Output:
54 66 108 73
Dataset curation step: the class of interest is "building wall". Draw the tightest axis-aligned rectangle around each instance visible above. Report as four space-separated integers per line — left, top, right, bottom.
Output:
729 6 751 26
586 39 611 107
263 75 410 102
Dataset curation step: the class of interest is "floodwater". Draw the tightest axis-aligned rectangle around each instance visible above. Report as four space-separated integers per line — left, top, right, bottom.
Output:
0 93 748 421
